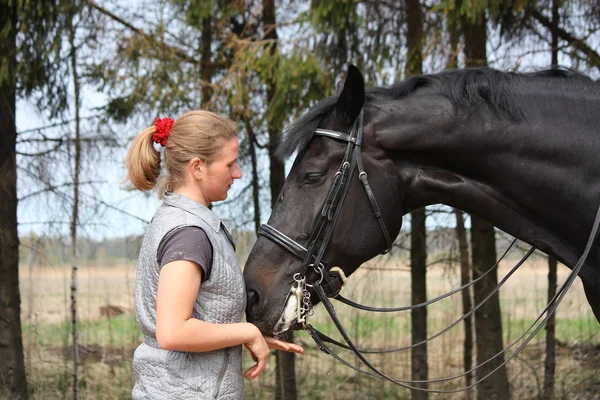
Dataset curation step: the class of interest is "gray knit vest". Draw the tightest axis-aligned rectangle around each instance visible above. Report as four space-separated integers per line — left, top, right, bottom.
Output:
132 193 246 399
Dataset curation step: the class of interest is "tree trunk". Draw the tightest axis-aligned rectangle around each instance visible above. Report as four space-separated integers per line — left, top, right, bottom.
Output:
542 4 560 397
462 13 487 68
242 117 261 235
200 14 213 107
542 256 557 400
69 17 82 398
470 216 509 399
262 1 296 398
454 209 473 399
445 0 461 70
0 2 28 398
529 10 600 71
263 1 285 209
410 208 428 398
405 0 428 398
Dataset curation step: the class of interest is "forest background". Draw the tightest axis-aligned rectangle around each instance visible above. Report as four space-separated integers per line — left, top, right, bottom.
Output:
1 0 599 399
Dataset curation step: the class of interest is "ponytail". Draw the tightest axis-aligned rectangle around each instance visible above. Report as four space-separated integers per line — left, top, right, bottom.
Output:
125 126 161 191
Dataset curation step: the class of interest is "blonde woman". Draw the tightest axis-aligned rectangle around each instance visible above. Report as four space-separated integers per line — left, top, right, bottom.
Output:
126 111 303 399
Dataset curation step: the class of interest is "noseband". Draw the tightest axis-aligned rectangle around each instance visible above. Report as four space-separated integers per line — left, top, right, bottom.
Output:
259 108 392 299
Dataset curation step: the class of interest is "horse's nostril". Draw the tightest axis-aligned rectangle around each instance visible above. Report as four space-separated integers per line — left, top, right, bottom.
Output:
246 288 260 313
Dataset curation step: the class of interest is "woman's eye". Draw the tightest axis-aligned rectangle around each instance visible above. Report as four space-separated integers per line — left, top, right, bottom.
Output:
303 173 323 185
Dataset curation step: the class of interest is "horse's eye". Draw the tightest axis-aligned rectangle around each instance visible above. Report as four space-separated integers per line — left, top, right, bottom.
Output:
303 173 324 185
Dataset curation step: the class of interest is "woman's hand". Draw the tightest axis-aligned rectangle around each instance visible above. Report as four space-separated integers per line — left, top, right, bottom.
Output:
243 327 305 380
243 325 270 380
264 336 304 354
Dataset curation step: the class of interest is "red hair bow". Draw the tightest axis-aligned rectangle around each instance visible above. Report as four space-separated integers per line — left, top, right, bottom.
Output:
153 117 174 146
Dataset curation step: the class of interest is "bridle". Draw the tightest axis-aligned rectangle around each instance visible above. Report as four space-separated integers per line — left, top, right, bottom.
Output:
257 109 600 393
259 108 392 299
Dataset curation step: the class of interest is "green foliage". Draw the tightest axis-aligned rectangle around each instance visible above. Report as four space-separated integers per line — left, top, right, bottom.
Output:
171 0 244 30
309 0 359 32
458 0 489 23
226 37 333 132
9 0 82 117
172 0 215 27
106 96 138 123
268 53 328 128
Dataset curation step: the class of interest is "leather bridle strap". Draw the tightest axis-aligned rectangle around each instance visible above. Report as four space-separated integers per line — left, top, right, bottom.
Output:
259 224 308 260
354 111 393 253
258 108 392 293
306 121 360 272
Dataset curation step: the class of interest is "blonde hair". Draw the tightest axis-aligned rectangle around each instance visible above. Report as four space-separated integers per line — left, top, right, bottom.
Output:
125 110 238 196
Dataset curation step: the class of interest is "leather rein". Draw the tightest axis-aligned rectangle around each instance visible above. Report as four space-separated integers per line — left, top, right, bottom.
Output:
257 108 600 393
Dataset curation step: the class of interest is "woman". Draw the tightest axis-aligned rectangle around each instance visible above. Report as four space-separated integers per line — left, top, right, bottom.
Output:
125 110 303 399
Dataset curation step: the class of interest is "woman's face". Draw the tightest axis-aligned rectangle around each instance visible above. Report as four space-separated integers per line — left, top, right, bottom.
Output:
199 137 242 204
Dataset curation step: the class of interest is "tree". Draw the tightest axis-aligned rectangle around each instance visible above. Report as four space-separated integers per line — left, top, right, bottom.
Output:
454 210 474 397
0 1 27 397
483 0 599 74
259 1 298 397
67 3 83 396
1 0 78 396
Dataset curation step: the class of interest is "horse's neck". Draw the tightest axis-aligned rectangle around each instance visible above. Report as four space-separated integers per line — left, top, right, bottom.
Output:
390 87 600 270
398 87 600 189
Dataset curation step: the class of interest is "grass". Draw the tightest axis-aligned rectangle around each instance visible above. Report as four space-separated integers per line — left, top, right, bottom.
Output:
16 261 600 399
23 314 141 348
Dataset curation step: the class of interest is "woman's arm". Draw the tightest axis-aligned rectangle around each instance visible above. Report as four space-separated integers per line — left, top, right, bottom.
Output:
156 259 259 352
155 259 302 379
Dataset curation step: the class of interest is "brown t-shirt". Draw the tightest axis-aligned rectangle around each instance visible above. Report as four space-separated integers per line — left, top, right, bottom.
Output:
157 226 213 282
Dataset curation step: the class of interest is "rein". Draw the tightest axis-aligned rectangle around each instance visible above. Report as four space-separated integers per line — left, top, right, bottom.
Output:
258 109 600 392
307 205 600 392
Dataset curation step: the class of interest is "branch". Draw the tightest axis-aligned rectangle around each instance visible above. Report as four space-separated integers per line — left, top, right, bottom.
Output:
16 113 103 135
17 166 150 225
242 114 267 150
530 9 600 71
18 135 117 144
19 180 106 202
85 0 198 64
92 197 150 224
17 141 64 157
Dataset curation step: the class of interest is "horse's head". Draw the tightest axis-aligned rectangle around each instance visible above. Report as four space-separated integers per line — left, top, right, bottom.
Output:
244 66 406 334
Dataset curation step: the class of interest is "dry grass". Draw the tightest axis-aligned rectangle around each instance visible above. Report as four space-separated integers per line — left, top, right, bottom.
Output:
18 259 600 399
20 263 136 325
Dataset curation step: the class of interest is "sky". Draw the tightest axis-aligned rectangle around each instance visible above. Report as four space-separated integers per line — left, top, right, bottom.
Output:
16 89 161 239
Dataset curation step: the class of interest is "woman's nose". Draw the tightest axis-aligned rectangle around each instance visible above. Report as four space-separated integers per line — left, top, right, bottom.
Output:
232 164 242 179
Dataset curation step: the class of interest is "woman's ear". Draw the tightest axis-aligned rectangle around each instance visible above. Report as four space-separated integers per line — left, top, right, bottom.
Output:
189 157 204 180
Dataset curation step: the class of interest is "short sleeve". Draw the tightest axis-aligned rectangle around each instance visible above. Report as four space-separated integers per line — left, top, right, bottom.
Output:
157 226 214 282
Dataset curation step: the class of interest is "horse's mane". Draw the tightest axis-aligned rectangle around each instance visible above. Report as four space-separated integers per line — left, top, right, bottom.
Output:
279 67 595 159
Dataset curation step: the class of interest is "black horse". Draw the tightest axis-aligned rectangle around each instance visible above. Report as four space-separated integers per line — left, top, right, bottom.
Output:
244 65 600 336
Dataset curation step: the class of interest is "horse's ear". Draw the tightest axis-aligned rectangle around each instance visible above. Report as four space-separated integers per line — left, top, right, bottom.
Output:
335 80 344 96
334 64 365 125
